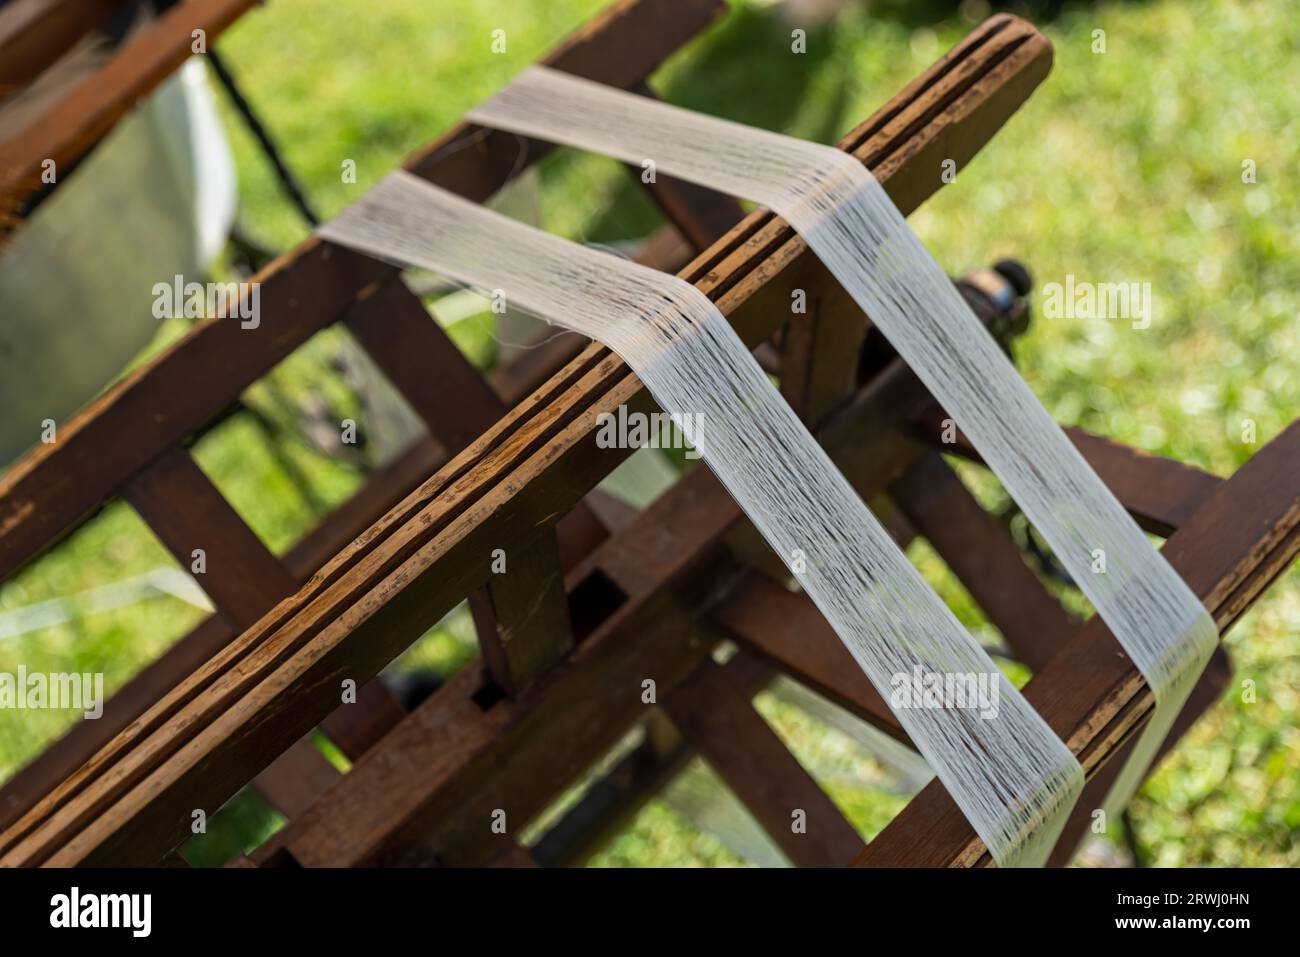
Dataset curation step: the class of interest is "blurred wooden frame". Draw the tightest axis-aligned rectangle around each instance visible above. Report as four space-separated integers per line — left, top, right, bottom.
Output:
0 0 1294 869
0 0 258 226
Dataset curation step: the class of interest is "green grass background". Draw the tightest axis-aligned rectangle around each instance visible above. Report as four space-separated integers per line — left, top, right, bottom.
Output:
0 0 1296 866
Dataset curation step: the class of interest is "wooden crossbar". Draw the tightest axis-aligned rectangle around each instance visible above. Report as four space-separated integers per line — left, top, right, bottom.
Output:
855 419 1300 866
0 0 128 91
258 328 1241 868
0 0 257 222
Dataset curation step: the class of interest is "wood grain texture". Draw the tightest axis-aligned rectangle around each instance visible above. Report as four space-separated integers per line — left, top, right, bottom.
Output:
257 341 1003 867
854 421 1300 867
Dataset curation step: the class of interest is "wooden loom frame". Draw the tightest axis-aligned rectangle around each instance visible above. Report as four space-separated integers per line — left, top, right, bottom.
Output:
0 0 259 224
0 0 1295 868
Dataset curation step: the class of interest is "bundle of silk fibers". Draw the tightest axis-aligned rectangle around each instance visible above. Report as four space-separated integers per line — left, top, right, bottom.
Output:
467 66 1219 836
320 172 1082 866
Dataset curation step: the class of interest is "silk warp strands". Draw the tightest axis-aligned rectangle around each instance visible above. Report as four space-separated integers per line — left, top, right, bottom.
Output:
319 172 1083 866
468 66 1219 826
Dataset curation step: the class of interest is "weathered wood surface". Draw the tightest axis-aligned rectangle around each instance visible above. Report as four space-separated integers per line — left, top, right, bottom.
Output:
854 420 1300 866
5 5 1274 873
0 234 687 832
1044 645 1232 867
347 273 579 695
121 444 369 814
203 330 1038 868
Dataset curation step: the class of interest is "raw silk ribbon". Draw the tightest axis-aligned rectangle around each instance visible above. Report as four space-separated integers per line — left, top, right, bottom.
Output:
317 68 1215 864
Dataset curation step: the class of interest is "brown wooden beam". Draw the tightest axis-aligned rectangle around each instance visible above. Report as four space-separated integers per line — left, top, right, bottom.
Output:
1044 645 1232 867
888 451 1074 670
0 0 256 219
0 324 623 831
0 0 129 92
707 575 905 742
664 654 866 867
121 444 388 816
0 0 725 827
251 737 341 820
910 409 1223 537
122 445 295 628
853 420 1300 867
254 353 969 868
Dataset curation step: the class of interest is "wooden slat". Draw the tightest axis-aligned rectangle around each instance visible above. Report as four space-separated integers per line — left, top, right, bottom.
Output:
0 613 232 829
468 529 573 695
343 279 502 450
261 368 1260 869
0 438 437 831
780 262 868 424
664 655 866 867
854 420 1300 867
888 451 1074 670
245 351 975 868
0 15 1055 866
318 678 408 762
0 0 717 817
251 737 341 820
122 446 295 626
911 409 1223 537
0 0 728 583
348 275 575 694
0 0 127 91
707 576 905 742
1045 646 1232 866
0 340 613 831
530 713 688 867
121 444 365 815
0 0 256 218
